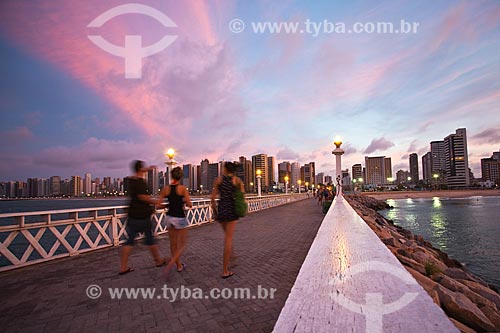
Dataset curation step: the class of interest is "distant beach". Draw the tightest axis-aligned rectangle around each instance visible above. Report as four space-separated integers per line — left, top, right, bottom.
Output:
362 189 500 200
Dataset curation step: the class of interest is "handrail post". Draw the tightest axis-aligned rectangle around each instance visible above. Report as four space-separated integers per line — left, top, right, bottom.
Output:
111 209 119 246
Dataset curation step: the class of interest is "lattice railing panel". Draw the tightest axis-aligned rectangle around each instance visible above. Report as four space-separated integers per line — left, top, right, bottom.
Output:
0 194 309 271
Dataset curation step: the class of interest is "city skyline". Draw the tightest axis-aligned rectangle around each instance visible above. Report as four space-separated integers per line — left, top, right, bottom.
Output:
0 1 499 181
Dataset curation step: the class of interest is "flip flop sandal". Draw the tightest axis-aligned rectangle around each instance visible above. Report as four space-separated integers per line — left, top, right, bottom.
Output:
118 267 134 275
156 258 168 267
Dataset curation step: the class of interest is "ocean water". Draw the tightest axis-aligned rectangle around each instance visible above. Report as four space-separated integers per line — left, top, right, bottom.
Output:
0 198 129 214
0 198 210 268
381 196 500 289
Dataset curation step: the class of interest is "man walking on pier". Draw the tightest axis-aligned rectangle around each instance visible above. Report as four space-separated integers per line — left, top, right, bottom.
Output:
119 160 166 275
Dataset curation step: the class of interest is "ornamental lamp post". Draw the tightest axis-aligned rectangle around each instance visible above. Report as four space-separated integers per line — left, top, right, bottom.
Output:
165 148 177 184
433 173 439 190
256 169 262 197
284 175 289 194
358 178 363 192
298 179 302 194
332 135 345 196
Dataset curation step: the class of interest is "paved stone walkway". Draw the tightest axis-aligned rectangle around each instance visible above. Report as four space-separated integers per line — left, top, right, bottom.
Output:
0 199 324 332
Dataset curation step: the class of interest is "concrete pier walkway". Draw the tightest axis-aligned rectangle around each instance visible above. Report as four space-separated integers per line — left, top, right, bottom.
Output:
0 199 324 332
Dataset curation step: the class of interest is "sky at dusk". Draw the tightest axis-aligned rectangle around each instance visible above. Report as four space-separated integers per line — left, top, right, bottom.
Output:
0 0 499 181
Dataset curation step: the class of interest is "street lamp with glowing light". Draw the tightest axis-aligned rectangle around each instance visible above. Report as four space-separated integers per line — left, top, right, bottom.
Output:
332 135 345 196
256 169 262 197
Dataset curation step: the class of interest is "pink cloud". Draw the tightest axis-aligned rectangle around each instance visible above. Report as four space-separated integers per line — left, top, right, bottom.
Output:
0 127 34 142
276 147 301 161
471 127 500 145
429 2 474 54
0 0 241 145
363 137 395 154
407 140 418 153
31 137 162 174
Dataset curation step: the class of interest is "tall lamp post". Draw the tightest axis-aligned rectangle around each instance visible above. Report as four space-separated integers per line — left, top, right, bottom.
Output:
358 178 364 192
433 173 439 190
284 175 289 194
332 135 345 196
298 179 302 194
256 169 262 197
165 148 177 184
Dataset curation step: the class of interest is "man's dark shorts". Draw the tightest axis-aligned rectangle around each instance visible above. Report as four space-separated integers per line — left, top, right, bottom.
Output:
124 217 155 246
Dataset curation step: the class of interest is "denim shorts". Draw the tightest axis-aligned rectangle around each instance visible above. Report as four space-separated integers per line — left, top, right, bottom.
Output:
166 216 189 229
125 217 155 246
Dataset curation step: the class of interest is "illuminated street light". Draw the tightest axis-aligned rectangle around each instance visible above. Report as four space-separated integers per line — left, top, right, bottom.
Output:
165 147 177 185
332 135 345 196
284 175 289 194
298 179 302 194
166 148 175 160
256 169 262 197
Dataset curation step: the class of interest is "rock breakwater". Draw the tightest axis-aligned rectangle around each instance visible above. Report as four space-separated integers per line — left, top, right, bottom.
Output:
345 194 500 333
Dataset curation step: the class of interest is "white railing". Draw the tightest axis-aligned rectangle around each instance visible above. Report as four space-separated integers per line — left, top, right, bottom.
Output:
274 196 458 333
0 193 309 272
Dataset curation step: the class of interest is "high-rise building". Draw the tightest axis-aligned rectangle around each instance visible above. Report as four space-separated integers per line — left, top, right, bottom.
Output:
237 156 253 192
200 159 209 192
300 162 315 186
290 162 300 188
481 150 500 185
192 165 198 191
27 178 45 197
384 157 392 181
422 128 470 188
278 162 291 183
342 169 350 187
352 164 363 182
365 156 392 186
430 140 446 179
182 164 193 190
70 176 82 197
252 154 269 191
443 128 469 188
409 153 419 183
103 177 112 192
49 176 61 196
84 173 92 195
396 170 410 184
147 167 160 194
422 152 432 182
267 156 276 187
315 172 325 185
5 181 23 197
208 163 220 192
